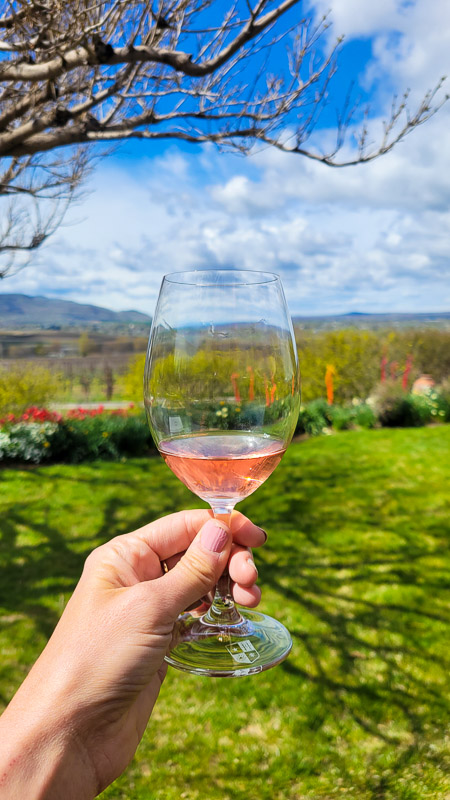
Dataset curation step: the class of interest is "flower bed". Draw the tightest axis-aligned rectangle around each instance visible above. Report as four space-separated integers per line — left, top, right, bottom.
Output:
0 388 448 465
0 405 155 464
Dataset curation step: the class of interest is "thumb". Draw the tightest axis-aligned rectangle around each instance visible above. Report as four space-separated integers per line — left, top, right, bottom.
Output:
157 519 231 621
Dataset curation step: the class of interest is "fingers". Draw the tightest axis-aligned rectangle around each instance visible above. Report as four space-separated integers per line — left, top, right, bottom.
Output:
232 582 262 608
163 542 262 611
229 544 261 608
86 510 267 592
132 509 212 563
228 543 258 587
149 519 233 621
164 542 259 587
132 509 266 562
230 514 267 549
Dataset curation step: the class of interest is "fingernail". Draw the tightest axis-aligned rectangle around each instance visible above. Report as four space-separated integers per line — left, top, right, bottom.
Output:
201 520 229 553
247 558 258 575
258 527 268 543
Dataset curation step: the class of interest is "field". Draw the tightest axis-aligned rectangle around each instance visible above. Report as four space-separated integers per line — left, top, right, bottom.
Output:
1 324 450 410
0 427 449 799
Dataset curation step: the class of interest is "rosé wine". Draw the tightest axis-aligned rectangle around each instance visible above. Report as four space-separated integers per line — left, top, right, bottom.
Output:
159 432 285 504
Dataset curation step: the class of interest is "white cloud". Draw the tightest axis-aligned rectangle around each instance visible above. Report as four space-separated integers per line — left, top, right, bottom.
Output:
307 0 404 39
5 107 449 317
308 0 450 103
2 1 449 317
368 2 450 94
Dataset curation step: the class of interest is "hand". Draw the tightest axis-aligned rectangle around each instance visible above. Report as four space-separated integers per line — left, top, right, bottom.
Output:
0 510 265 799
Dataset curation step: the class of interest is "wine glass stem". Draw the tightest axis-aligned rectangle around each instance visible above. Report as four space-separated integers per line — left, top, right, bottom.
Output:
202 506 243 627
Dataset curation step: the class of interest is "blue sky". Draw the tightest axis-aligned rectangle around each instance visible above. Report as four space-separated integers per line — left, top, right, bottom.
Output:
2 0 450 316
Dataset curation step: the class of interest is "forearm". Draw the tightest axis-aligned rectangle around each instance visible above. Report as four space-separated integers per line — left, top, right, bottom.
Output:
0 674 98 800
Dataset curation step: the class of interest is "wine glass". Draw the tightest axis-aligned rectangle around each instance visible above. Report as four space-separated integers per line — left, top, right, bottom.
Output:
144 269 300 677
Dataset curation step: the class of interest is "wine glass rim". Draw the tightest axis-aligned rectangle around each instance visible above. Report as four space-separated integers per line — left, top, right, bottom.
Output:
163 269 280 286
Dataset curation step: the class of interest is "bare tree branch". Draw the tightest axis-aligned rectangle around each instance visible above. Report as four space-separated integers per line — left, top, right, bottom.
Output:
0 0 447 278
0 146 93 278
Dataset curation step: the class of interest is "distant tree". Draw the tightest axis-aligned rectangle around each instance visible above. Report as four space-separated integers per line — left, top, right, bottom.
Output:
79 369 92 397
0 0 447 277
388 330 450 385
103 362 114 400
78 331 94 356
124 353 146 402
0 362 57 414
296 329 382 403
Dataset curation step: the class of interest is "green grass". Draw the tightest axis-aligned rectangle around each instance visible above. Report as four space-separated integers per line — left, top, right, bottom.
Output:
1 427 449 799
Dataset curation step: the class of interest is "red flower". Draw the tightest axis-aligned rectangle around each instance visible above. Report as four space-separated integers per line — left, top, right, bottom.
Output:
19 407 63 424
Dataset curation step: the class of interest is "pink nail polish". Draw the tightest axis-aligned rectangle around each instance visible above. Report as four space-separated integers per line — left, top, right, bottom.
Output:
201 521 229 553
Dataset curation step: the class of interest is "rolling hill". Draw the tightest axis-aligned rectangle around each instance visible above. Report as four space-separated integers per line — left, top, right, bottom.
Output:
0 293 448 331
0 294 152 329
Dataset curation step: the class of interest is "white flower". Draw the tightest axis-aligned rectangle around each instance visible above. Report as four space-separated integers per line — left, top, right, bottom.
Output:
2 422 58 463
0 431 10 459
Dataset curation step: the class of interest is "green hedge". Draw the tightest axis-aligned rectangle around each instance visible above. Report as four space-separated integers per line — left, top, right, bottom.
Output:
296 399 376 436
49 414 155 463
0 413 155 465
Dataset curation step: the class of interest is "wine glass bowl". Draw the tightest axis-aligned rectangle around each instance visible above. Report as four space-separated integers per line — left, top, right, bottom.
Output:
144 269 300 676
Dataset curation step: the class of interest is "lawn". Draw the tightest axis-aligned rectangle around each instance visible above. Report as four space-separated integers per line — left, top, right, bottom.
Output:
0 427 449 799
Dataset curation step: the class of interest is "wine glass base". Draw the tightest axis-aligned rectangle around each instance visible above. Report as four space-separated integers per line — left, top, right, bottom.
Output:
165 608 292 677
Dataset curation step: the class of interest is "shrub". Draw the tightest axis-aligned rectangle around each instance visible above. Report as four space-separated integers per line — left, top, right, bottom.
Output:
0 407 155 464
372 381 433 427
351 403 377 429
0 422 57 463
105 413 155 458
296 399 331 436
0 365 59 416
435 379 450 422
296 400 376 434
123 354 146 402
49 412 155 464
328 405 353 431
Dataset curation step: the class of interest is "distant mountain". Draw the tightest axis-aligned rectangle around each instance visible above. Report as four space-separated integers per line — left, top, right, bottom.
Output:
0 294 152 328
0 293 448 331
293 311 450 330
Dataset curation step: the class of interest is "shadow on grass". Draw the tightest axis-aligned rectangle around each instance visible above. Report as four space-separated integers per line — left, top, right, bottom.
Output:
0 460 172 642
1 430 449 798
244 434 450 796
